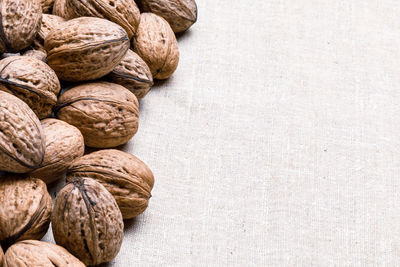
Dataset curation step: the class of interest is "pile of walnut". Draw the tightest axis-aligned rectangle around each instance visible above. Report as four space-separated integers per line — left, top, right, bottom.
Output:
0 0 196 266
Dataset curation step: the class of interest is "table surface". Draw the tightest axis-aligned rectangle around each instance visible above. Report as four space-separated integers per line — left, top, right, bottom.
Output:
44 0 400 266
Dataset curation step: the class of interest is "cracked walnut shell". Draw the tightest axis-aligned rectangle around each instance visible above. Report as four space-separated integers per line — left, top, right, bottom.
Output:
45 17 130 82
0 176 52 249
67 149 154 219
52 177 124 266
0 56 61 119
56 82 139 148
133 13 179 79
0 91 45 173
30 119 85 184
5 240 85 267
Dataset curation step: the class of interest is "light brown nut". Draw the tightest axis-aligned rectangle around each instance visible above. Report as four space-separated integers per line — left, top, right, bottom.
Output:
133 13 179 80
136 0 197 33
0 176 52 249
0 56 61 119
40 0 55 13
53 0 75 19
65 0 140 39
5 240 85 267
52 177 124 266
30 119 84 184
56 82 139 148
67 149 154 219
0 0 42 53
22 49 47 62
45 17 130 82
37 14 66 47
0 91 45 173
105 49 153 99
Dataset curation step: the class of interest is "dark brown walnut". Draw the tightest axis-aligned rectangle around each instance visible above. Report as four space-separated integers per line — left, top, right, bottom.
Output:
5 240 85 267
0 176 52 249
52 178 124 266
65 0 141 39
22 49 47 62
0 91 45 173
53 0 75 19
105 49 153 99
0 56 61 119
45 17 130 82
0 0 42 53
40 0 55 13
136 0 197 33
30 119 84 184
67 149 154 219
133 13 179 79
32 14 66 51
56 82 139 148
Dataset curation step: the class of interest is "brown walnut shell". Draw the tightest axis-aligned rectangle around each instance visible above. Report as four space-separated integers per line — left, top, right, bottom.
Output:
0 0 42 53
56 82 139 148
0 176 52 249
105 49 153 99
33 14 66 50
22 49 47 62
40 0 55 13
52 177 124 266
133 13 179 79
5 240 85 267
136 0 197 33
0 91 45 173
67 149 154 219
30 119 84 184
45 17 130 82
53 0 75 19
65 0 140 39
0 56 61 119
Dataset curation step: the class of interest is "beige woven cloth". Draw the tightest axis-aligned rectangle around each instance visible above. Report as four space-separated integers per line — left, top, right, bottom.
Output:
43 0 400 266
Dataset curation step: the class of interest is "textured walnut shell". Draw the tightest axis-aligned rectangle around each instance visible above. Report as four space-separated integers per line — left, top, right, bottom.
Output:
5 240 85 267
36 14 66 49
0 176 52 249
56 82 139 148
22 49 47 62
0 0 42 53
136 0 197 33
0 91 45 173
45 17 130 82
65 0 140 39
40 0 55 13
30 119 84 184
0 56 60 119
105 49 153 99
133 13 179 79
52 178 124 266
67 149 154 219
53 0 75 19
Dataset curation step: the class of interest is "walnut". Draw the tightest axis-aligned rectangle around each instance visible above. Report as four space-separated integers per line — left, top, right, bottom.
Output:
0 176 52 249
30 119 85 184
55 82 139 148
5 240 85 266
67 149 154 219
52 177 124 266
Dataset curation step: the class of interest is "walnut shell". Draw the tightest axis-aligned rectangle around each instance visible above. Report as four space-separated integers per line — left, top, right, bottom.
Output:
65 0 140 39
0 56 60 119
133 13 179 79
30 119 84 184
56 82 139 148
53 0 75 19
0 176 52 249
52 177 124 266
22 49 47 62
105 49 153 99
5 240 85 267
35 14 66 49
0 246 3 267
136 0 197 33
40 0 55 13
0 91 45 173
45 17 130 82
0 0 42 53
67 149 154 219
